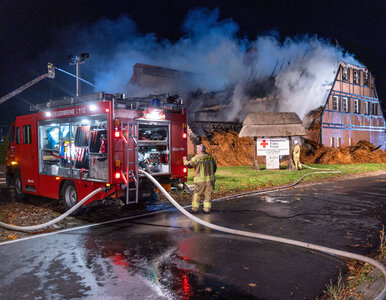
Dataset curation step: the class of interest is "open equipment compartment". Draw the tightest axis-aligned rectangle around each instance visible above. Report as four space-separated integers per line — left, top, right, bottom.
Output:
137 120 170 175
38 115 109 181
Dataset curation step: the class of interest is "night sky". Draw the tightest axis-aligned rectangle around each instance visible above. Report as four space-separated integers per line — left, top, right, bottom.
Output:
0 0 385 130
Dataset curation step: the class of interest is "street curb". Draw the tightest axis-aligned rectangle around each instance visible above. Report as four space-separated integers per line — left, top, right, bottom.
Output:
350 258 386 300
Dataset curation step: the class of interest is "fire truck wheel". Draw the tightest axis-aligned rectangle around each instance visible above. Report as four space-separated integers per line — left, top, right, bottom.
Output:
61 181 85 214
14 174 26 200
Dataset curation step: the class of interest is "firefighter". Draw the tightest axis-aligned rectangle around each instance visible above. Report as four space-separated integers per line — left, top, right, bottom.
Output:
183 144 217 213
293 140 302 170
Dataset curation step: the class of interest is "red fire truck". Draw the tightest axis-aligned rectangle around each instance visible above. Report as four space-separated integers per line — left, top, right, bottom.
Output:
6 92 188 212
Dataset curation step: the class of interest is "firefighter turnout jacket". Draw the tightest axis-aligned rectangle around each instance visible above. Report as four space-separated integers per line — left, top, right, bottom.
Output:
184 152 217 183
293 144 301 158
184 152 217 213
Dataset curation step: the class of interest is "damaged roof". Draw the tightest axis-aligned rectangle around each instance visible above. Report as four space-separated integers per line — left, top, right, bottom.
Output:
239 112 307 137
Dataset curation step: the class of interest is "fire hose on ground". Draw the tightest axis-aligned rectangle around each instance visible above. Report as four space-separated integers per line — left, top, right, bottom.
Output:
0 187 106 232
0 168 384 299
140 169 386 300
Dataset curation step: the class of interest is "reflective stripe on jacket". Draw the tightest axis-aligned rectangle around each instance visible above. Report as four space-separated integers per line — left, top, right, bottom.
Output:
184 153 216 183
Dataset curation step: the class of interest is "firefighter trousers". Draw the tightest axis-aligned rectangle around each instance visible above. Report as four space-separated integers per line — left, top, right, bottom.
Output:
192 181 215 212
294 156 302 170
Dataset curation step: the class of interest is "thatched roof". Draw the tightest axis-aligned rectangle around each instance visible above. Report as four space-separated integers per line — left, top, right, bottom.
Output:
239 112 307 137
243 112 302 125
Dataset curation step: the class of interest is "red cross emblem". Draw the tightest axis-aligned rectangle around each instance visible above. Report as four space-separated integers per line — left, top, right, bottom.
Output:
260 140 269 148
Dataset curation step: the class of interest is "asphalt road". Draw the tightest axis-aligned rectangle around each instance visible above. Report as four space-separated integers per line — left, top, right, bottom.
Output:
0 175 385 299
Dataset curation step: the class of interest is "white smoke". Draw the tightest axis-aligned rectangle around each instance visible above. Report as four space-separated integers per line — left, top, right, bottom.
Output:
52 8 363 120
227 35 363 119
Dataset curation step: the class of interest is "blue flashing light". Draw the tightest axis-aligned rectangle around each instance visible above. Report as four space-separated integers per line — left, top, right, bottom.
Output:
152 98 161 107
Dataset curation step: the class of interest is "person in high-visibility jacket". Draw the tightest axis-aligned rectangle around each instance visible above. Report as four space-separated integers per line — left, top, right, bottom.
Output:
183 144 217 213
293 140 302 170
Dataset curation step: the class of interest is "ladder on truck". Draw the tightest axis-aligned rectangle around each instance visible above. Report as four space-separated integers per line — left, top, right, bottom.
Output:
0 63 55 105
125 122 139 205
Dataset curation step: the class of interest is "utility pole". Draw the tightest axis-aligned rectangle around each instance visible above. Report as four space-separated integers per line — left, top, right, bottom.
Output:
68 53 89 97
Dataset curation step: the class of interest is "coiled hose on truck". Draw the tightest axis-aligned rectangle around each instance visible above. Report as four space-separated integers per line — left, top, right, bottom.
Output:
0 167 384 299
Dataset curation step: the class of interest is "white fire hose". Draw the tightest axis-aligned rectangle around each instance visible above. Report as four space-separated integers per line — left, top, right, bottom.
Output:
140 169 386 300
0 168 384 299
0 187 105 232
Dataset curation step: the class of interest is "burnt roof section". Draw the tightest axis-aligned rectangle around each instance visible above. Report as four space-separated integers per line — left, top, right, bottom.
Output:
129 63 195 87
239 112 307 137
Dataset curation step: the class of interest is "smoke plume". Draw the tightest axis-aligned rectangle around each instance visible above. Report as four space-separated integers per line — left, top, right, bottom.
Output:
50 8 363 120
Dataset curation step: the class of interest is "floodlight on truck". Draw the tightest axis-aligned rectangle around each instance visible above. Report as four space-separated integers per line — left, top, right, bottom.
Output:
89 104 97 111
143 108 165 120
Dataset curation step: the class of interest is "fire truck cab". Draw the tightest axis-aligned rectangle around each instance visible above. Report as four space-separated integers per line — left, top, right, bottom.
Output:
6 92 188 212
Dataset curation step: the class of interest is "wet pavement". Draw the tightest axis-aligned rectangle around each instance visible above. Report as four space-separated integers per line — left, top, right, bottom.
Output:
0 175 385 299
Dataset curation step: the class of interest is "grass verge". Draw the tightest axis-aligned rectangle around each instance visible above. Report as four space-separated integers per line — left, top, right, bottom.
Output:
188 163 386 193
320 226 385 299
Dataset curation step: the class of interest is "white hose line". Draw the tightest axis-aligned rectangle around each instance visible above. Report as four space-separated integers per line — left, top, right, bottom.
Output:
0 187 105 233
301 163 337 171
140 170 386 300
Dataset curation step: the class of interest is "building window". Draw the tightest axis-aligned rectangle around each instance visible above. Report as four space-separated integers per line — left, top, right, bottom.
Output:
342 97 349 112
330 137 335 148
16 127 20 145
364 72 369 86
353 99 360 114
372 103 378 115
353 70 359 84
349 138 352 146
342 67 348 81
332 95 340 111
23 125 32 144
364 102 370 115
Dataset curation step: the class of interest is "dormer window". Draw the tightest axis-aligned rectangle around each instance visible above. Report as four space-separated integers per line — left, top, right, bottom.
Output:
342 67 348 81
353 70 359 84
